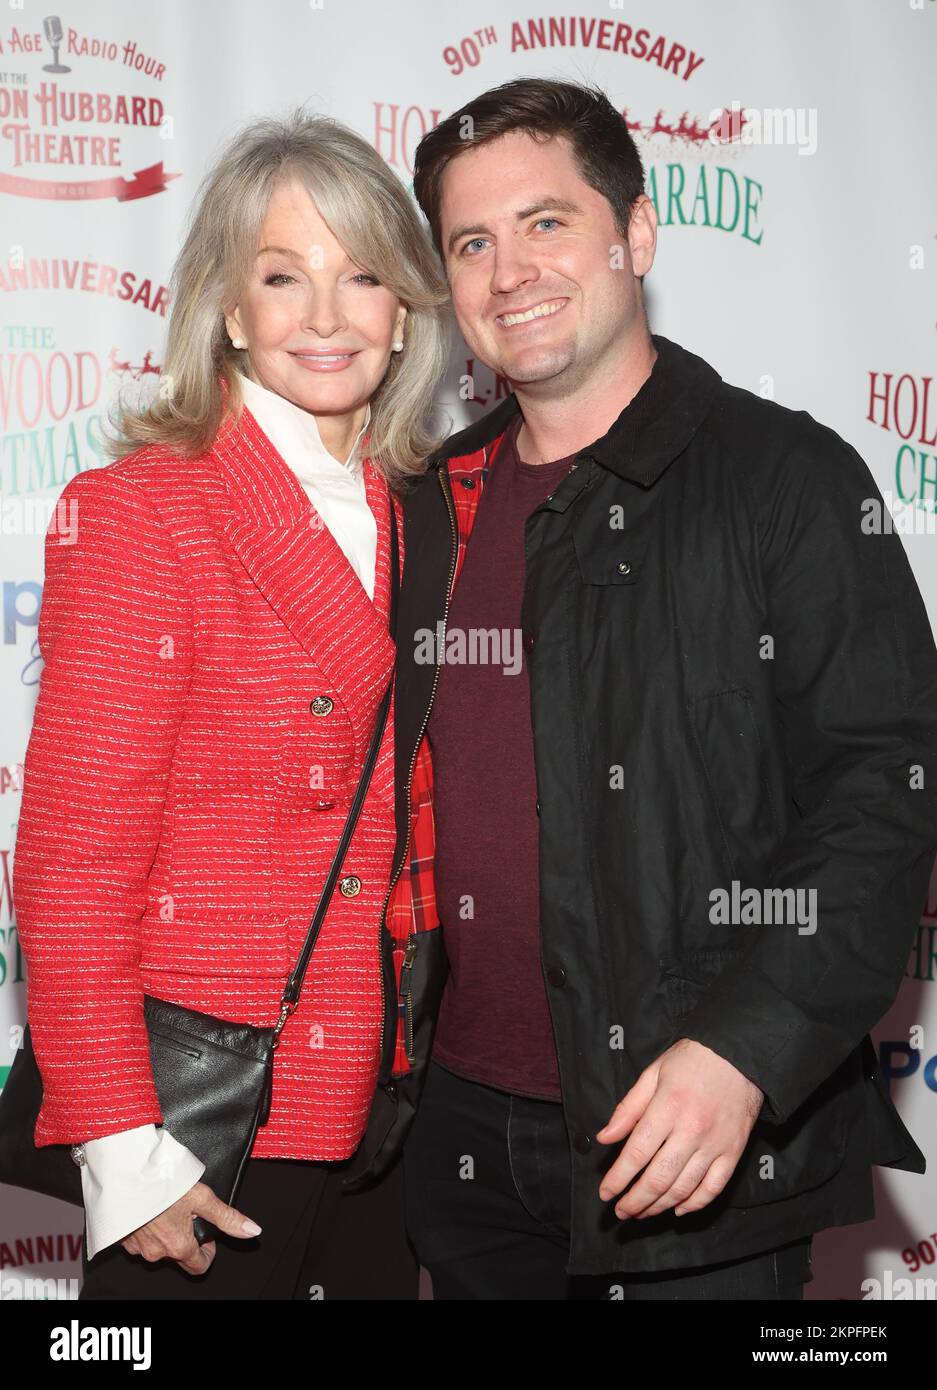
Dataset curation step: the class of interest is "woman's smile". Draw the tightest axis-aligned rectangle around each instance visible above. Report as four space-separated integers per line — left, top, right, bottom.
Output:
288 348 362 372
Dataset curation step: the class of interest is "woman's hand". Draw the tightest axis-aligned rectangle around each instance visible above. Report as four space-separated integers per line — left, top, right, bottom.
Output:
119 1180 263 1274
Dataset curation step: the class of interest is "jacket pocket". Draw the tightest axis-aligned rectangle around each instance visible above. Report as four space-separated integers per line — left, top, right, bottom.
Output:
687 686 784 876
661 944 856 1207
140 905 290 978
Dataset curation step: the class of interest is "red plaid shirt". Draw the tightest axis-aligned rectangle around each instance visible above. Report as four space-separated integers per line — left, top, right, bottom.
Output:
385 423 513 1074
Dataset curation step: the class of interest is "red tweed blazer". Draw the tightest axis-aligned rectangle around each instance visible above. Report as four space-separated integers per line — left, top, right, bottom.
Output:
14 398 401 1161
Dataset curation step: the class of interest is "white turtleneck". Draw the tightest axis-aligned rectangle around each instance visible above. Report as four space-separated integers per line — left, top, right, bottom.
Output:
236 369 377 600
74 373 382 1262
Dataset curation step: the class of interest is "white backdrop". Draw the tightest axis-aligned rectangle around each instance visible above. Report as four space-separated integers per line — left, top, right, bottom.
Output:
1 0 935 1300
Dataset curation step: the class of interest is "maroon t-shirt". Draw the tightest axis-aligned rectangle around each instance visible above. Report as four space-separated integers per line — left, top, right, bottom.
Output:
427 416 577 1100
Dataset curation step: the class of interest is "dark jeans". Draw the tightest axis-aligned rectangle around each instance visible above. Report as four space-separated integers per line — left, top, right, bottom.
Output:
404 1060 814 1300
79 1150 418 1300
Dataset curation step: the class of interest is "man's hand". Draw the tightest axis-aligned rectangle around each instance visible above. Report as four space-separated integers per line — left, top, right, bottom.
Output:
119 1180 263 1274
595 1038 764 1220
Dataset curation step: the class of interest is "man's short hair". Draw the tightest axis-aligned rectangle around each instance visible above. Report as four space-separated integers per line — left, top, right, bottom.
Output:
413 77 646 257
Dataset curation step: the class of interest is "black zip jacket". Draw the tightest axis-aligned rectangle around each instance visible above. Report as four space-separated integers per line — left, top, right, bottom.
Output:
345 334 936 1277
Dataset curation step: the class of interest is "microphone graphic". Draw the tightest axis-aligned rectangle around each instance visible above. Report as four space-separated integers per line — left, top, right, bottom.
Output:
42 16 70 73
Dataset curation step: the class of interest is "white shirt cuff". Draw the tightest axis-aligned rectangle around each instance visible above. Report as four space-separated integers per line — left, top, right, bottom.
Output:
78 1124 206 1261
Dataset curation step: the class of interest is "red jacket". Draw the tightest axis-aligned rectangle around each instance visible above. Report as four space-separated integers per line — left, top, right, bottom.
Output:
14 398 404 1161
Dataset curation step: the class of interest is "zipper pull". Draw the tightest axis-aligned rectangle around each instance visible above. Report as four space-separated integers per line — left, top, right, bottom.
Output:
400 936 418 991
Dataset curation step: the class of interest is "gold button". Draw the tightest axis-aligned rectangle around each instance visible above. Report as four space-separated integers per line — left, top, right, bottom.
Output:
310 695 334 716
339 875 362 897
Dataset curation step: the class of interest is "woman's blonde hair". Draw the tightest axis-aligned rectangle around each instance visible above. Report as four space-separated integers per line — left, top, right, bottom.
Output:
104 105 452 485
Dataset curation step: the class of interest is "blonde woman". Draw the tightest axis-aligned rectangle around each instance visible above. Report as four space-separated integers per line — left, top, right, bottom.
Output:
13 107 449 1300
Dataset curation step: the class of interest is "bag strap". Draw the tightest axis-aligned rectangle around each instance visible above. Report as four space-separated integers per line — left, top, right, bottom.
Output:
272 495 400 1046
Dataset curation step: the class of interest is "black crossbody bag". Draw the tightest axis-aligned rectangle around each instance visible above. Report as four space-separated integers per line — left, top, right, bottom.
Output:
0 502 398 1247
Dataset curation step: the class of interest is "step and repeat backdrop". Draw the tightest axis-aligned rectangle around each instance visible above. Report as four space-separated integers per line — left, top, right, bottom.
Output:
0 0 934 1301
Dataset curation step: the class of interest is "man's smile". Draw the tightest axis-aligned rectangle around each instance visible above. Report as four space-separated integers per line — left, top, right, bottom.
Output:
495 298 569 329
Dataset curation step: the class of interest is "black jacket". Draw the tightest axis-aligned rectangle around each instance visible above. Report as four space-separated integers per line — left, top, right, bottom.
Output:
348 334 937 1276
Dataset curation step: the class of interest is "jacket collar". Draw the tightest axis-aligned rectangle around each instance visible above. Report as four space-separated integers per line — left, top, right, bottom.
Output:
208 379 396 744
431 335 721 488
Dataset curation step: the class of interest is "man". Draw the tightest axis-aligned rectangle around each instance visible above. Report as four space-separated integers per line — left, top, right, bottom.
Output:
348 77 937 1299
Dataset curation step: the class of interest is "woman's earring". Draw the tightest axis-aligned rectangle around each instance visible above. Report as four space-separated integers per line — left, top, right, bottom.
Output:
231 336 246 349
392 340 404 352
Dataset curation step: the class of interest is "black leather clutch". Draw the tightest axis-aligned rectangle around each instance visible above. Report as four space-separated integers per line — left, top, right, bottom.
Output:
0 998 276 1247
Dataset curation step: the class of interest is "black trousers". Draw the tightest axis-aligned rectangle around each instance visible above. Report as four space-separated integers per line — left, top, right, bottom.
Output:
78 1150 418 1300
404 1060 814 1300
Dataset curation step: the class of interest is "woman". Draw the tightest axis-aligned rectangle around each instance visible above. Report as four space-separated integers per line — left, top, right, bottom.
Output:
13 106 450 1299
